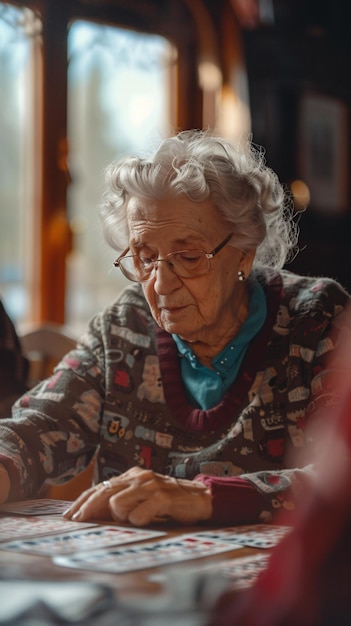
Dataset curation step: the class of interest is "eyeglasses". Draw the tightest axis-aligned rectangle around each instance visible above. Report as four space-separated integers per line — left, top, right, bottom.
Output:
113 233 233 283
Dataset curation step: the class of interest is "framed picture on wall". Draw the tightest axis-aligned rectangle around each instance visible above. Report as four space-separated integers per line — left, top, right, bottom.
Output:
298 92 349 212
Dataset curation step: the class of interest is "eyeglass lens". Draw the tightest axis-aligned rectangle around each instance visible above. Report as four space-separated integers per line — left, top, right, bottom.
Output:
120 250 210 281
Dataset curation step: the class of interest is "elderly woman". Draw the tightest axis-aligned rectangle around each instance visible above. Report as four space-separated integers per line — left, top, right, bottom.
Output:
0 130 349 528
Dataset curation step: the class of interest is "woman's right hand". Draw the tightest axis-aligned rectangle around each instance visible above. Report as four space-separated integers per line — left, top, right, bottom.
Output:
63 466 212 526
0 462 10 503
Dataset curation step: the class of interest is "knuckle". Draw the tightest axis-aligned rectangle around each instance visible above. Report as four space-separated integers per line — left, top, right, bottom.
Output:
140 469 156 483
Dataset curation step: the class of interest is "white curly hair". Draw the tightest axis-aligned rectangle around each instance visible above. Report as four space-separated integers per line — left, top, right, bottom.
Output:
99 129 299 275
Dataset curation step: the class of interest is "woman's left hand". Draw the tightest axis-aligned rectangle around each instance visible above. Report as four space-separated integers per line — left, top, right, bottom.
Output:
63 466 213 526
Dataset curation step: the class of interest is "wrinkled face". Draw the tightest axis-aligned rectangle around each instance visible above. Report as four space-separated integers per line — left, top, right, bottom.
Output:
126 195 251 343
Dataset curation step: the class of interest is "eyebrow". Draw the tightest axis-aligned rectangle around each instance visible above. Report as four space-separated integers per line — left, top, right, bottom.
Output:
130 236 206 250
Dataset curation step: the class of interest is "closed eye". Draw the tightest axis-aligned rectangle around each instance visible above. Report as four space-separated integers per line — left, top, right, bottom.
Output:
138 255 156 267
179 252 202 261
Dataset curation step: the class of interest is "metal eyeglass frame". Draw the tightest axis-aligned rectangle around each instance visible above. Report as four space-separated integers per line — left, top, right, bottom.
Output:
113 232 234 282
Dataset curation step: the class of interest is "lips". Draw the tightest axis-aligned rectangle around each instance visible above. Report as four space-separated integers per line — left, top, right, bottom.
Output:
159 305 191 322
160 305 187 313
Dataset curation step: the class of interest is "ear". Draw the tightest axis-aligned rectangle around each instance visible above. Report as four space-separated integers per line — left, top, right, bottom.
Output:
239 249 256 278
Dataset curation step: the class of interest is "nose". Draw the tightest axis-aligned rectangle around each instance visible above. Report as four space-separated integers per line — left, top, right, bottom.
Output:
152 259 182 295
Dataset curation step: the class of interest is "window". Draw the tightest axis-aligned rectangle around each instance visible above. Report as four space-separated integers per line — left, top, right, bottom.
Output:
66 21 174 333
0 4 42 327
0 5 174 333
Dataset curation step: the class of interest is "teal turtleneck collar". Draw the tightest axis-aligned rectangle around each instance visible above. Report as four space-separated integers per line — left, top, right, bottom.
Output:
172 277 267 410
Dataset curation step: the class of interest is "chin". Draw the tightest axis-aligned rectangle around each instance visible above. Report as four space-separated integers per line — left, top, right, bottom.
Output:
158 318 193 337
159 321 182 335
155 308 200 338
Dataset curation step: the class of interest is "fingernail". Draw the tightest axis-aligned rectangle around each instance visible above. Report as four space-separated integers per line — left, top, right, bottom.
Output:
72 511 81 521
62 508 72 518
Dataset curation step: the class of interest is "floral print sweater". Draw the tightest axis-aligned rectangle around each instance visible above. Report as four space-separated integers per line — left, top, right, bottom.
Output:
0 270 350 525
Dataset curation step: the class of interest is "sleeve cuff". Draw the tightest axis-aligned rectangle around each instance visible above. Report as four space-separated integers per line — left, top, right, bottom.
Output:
195 473 270 526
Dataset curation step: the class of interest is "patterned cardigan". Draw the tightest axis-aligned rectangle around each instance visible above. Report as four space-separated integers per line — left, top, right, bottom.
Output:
0 270 350 525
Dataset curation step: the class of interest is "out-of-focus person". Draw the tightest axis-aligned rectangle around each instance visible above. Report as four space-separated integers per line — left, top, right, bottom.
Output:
0 300 28 419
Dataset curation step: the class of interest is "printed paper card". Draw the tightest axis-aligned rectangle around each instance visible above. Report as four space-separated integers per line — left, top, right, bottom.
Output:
54 534 241 573
195 524 292 549
0 515 95 543
1 525 167 556
0 499 73 516
220 552 271 588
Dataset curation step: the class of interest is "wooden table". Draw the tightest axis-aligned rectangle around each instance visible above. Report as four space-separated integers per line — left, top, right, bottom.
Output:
0 517 258 599
0 512 272 626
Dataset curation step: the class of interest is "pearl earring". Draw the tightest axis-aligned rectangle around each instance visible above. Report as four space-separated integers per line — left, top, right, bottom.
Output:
237 270 246 282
